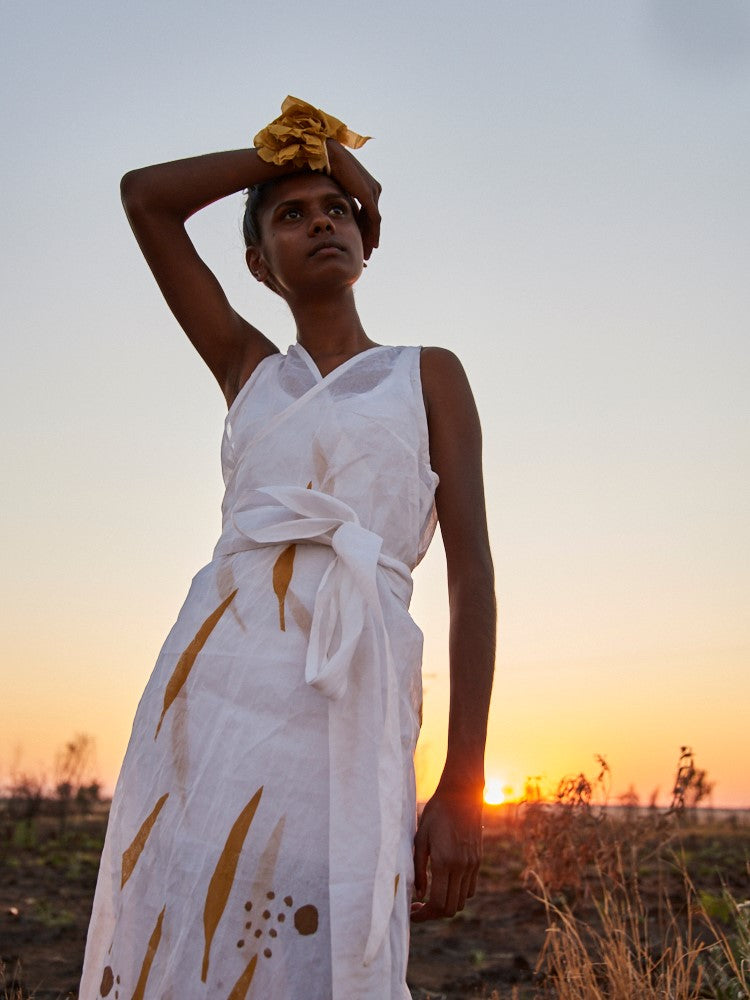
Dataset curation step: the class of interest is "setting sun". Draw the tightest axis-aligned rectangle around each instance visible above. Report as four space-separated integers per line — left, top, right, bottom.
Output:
483 778 507 806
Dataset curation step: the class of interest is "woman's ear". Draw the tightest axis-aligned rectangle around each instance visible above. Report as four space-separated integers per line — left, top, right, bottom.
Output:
245 246 267 283
245 246 281 296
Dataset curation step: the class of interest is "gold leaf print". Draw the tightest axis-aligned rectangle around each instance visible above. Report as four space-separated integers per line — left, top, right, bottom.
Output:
250 815 286 901
394 873 400 897
155 590 238 738
226 954 258 1000
131 905 165 1000
312 442 334 493
121 793 169 888
171 688 189 801
287 591 312 635
272 546 295 632
312 442 328 490
201 786 263 982
99 966 114 996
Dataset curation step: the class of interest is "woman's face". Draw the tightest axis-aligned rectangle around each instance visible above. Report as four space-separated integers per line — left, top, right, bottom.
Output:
247 174 364 299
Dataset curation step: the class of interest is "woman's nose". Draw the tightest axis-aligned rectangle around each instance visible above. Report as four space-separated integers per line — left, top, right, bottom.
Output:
309 212 334 235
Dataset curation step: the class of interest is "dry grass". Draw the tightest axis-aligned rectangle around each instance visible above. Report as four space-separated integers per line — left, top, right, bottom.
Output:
502 749 750 1000
4 748 746 1000
530 867 707 999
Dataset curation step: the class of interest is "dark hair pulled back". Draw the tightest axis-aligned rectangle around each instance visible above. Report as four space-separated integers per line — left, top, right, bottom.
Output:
242 179 280 248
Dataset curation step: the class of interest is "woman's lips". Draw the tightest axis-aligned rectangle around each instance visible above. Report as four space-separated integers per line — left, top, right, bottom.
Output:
310 240 346 256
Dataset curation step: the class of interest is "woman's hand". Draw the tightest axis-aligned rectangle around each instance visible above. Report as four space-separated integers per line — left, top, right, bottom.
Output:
411 785 483 921
326 140 382 260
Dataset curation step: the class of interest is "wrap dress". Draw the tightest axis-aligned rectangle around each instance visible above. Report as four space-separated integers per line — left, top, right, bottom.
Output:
79 343 439 1000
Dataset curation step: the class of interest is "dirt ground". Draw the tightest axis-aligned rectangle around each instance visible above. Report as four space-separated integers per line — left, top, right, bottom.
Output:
2 805 749 999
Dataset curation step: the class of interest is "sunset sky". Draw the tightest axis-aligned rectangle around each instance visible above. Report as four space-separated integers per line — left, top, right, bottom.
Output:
2 2 748 807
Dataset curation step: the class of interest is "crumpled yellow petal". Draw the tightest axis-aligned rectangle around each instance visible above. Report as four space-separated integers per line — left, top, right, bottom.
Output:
254 95 371 173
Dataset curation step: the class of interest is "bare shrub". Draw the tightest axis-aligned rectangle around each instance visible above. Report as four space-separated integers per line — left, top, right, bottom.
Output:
670 745 715 819
53 733 99 829
4 772 46 823
519 755 673 900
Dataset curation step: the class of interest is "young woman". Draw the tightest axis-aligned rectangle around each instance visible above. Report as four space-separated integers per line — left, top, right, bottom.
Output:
80 99 495 1000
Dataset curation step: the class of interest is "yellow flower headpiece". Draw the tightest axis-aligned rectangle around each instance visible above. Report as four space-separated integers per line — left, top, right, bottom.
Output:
253 95 371 173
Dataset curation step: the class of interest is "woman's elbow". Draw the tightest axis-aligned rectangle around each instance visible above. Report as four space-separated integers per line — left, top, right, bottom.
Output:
120 168 153 216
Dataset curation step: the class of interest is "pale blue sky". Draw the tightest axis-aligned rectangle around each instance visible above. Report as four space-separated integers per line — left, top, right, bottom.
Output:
2 1 749 803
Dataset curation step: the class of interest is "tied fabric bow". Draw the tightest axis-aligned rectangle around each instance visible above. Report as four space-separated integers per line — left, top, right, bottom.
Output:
233 486 405 700
253 95 371 173
231 485 410 970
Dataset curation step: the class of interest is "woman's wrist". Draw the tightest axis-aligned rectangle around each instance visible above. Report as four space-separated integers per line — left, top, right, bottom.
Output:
436 760 486 802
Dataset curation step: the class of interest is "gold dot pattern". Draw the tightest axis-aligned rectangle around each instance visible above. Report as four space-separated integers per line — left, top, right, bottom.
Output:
235 883 320 981
293 904 319 936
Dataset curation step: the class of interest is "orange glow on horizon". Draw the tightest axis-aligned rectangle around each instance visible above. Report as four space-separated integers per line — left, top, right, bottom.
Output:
483 778 509 806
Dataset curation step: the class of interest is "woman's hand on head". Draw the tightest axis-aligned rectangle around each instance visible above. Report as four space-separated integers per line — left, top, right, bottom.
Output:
326 140 382 260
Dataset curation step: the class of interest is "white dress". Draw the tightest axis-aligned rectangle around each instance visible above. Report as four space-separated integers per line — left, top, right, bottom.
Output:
79 344 438 1000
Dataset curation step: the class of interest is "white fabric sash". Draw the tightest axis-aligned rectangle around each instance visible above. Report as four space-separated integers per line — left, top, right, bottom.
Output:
217 485 411 974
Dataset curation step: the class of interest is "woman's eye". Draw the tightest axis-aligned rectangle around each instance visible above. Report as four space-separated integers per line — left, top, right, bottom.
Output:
329 203 347 216
282 208 302 220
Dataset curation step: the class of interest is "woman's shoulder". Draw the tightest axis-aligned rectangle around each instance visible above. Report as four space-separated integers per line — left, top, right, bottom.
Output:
419 347 470 400
417 347 479 431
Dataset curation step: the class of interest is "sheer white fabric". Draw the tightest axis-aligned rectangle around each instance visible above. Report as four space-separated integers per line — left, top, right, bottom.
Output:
80 345 438 1000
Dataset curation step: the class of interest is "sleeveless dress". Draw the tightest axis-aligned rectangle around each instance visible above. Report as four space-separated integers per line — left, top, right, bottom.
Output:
79 344 439 1000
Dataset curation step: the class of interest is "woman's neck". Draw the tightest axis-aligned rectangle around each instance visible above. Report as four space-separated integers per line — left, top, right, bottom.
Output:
289 291 378 374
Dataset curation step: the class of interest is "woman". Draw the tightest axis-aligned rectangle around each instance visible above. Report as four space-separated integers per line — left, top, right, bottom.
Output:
80 98 495 1000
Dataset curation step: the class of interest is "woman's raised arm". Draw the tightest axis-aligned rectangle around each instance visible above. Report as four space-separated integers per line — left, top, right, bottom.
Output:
120 149 291 405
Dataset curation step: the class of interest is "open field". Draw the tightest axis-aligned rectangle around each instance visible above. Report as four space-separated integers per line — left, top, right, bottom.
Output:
2 798 749 999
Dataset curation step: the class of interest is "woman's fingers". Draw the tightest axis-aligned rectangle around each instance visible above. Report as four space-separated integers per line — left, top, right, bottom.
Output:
467 860 479 900
413 826 429 899
327 140 381 257
428 864 450 913
458 867 474 912
359 208 380 260
442 870 463 917
410 862 476 922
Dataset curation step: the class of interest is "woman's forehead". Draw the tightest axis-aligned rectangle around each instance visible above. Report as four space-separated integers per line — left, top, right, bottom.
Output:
265 173 346 207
